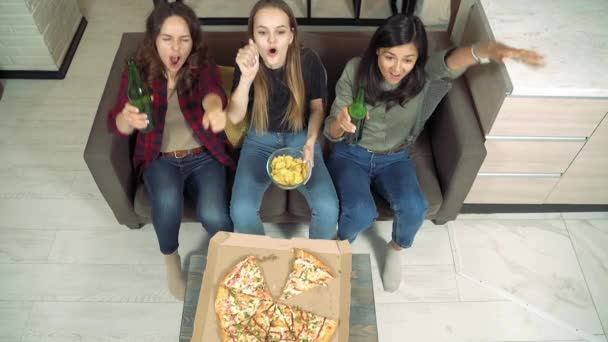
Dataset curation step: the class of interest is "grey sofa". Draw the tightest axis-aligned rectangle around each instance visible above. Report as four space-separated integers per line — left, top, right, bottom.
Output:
84 30 486 229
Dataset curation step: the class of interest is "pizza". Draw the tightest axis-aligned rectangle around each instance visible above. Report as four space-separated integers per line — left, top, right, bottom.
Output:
267 304 298 341
222 301 274 341
277 304 338 342
222 255 273 301
215 286 273 330
215 252 339 342
279 249 335 300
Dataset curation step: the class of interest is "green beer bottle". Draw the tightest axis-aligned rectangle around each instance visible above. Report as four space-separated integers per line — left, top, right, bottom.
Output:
345 87 366 144
127 57 155 133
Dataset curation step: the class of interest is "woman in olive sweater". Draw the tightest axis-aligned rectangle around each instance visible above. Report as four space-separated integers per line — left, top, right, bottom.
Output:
324 15 544 292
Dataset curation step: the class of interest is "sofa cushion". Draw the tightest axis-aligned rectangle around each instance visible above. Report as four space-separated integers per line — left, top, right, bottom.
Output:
134 182 287 221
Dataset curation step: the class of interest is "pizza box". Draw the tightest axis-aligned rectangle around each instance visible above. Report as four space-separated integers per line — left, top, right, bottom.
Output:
191 231 352 342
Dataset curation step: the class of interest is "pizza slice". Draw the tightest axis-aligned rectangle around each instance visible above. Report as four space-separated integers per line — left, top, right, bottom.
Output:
215 286 273 331
223 303 274 342
279 249 334 300
281 305 338 342
297 311 338 342
242 303 274 341
267 304 298 341
222 255 272 300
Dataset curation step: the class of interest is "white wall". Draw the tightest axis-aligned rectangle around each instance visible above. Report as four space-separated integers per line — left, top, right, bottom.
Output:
0 0 82 71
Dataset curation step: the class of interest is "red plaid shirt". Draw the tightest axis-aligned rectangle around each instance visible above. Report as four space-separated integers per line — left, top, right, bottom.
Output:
108 62 234 175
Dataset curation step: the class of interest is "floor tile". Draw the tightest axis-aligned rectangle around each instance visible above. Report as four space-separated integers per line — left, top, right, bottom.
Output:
49 223 211 265
0 145 88 171
189 0 261 17
565 220 608 334
188 0 306 18
359 0 392 19
417 0 451 27
376 301 583 342
311 0 354 18
562 212 608 220
457 212 563 220
69 171 104 200
2 74 105 101
371 264 459 304
0 263 177 302
77 0 153 25
0 301 33 342
0 97 98 123
0 168 89 201
263 222 310 239
48 229 160 265
0 121 92 148
455 272 509 302
350 220 453 269
0 229 55 263
0 199 118 230
67 32 123 79
451 220 604 335
22 302 181 342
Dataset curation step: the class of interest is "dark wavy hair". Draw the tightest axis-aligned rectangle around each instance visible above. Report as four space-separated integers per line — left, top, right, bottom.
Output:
355 15 428 108
135 2 207 93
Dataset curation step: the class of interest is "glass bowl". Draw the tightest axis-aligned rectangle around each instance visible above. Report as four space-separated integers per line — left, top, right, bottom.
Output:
266 147 312 190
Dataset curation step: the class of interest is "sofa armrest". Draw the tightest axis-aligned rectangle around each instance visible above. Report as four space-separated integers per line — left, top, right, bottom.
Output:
84 117 139 226
83 33 143 227
429 78 486 222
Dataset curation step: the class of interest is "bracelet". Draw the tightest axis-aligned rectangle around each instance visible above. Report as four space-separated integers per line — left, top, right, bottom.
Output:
471 43 491 64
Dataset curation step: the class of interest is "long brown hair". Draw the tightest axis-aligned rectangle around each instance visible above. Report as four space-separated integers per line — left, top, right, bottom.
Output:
135 2 207 93
248 0 305 133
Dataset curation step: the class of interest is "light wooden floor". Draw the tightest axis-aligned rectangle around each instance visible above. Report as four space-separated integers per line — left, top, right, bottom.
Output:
0 1 606 341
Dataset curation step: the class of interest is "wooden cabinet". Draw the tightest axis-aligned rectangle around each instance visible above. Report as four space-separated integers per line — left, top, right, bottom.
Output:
490 97 608 137
481 139 585 174
466 175 560 204
453 0 608 204
547 116 608 204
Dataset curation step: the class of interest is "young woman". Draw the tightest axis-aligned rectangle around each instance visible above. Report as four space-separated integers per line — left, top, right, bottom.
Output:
109 2 234 300
325 15 544 292
227 0 339 239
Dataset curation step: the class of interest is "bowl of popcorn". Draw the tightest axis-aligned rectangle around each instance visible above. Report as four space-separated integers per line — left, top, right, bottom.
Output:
266 147 311 190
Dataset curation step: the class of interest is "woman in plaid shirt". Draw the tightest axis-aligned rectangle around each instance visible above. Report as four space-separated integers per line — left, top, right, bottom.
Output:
109 2 233 300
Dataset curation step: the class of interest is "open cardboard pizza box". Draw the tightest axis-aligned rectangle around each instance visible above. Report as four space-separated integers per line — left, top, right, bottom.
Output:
191 232 352 342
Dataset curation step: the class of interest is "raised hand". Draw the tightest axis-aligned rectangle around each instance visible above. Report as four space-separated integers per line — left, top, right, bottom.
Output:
479 41 545 68
335 105 369 134
303 142 315 168
120 101 149 130
202 107 227 133
236 39 260 82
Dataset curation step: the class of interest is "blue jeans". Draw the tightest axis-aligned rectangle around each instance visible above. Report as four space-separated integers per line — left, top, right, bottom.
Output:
231 128 339 239
143 151 233 254
327 141 428 248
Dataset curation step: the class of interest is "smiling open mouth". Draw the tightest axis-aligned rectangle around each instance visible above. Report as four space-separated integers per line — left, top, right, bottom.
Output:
170 56 181 66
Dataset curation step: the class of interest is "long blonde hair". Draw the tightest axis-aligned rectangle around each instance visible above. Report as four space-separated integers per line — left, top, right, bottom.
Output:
248 0 305 134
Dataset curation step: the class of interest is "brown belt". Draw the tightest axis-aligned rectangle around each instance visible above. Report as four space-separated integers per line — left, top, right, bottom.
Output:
161 146 205 158
367 143 408 155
